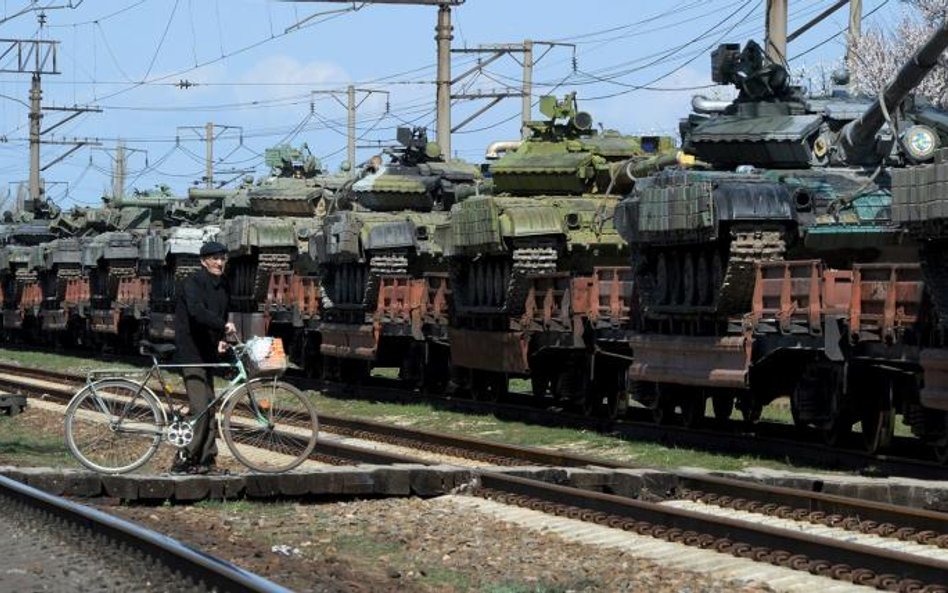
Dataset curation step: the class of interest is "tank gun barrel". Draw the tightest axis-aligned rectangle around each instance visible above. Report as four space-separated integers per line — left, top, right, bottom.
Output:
609 151 698 193
841 18 948 155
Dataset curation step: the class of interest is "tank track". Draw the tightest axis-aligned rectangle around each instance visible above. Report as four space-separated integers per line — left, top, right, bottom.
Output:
920 244 948 331
716 230 786 315
506 246 558 315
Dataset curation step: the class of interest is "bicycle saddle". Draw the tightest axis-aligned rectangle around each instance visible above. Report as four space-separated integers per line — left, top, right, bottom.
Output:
139 340 176 358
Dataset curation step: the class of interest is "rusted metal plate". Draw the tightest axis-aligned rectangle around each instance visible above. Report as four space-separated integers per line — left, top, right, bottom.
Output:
919 348 948 411
749 260 822 333
319 322 377 361
63 278 90 306
448 328 529 374
628 334 749 388
850 263 923 340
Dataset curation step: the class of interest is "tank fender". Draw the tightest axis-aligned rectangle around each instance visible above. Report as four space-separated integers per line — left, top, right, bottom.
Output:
362 219 417 251
499 205 565 238
712 181 796 223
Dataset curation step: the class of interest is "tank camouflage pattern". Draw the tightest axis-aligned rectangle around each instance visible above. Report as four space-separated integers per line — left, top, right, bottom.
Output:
613 21 948 451
447 94 674 318
310 127 481 384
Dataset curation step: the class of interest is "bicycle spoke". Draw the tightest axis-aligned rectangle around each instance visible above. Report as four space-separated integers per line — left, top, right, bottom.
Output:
65 380 163 474
221 380 319 473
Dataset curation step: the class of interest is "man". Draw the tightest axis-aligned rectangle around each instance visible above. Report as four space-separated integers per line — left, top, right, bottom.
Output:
171 240 237 474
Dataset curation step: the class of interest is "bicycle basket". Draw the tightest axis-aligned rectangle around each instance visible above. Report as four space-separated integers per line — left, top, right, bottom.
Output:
240 337 288 378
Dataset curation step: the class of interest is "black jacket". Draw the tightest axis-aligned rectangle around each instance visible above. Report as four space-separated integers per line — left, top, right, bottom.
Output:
174 268 230 364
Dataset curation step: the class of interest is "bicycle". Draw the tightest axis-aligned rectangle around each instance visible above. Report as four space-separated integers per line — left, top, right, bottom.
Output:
63 338 319 474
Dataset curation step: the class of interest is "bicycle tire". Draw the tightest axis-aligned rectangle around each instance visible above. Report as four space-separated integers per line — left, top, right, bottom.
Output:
220 378 319 473
64 379 165 474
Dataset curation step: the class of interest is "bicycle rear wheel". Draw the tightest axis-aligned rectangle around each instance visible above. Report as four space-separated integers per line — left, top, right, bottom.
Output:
64 379 164 474
220 378 319 472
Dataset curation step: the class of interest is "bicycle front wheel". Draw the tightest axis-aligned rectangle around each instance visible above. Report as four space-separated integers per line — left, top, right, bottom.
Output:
220 379 319 472
64 379 164 474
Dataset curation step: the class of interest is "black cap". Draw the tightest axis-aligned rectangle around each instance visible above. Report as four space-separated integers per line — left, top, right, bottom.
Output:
199 241 227 257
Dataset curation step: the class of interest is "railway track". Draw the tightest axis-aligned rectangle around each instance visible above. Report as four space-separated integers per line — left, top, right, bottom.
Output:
0 474 289 592
3 362 948 590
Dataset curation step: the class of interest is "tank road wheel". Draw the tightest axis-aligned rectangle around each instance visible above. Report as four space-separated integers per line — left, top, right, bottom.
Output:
711 392 734 423
654 254 670 305
668 252 682 306
491 262 505 307
861 380 895 454
695 252 711 305
709 249 725 305
681 252 696 306
471 370 507 403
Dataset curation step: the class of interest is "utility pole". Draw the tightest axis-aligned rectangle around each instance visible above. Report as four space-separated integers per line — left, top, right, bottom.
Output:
284 0 463 158
95 142 147 198
848 0 862 65
177 123 242 189
765 0 788 64
785 1 864 67
451 40 574 137
310 87 389 176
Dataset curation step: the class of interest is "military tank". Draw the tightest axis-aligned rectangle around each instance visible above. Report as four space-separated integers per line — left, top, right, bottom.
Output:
221 144 338 339
613 22 948 449
442 94 674 403
893 142 948 460
0 207 58 337
311 126 481 386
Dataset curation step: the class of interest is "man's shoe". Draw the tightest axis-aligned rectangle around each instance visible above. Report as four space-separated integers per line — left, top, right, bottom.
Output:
169 451 194 474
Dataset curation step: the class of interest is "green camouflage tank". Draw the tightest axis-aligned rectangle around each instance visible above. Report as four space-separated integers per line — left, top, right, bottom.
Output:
222 144 340 313
615 32 948 321
309 127 481 383
445 93 674 316
313 127 480 315
612 24 948 442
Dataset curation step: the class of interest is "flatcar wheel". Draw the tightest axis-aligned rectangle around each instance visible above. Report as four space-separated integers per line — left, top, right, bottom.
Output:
531 367 552 398
651 393 675 425
934 440 948 465
861 407 895 454
711 393 733 423
822 415 853 447
681 252 696 306
738 398 762 425
680 393 705 428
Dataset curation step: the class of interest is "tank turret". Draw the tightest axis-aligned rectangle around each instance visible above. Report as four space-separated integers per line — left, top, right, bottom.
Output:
681 19 948 170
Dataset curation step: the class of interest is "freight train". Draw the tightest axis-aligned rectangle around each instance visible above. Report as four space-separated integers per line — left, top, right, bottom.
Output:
3 24 948 462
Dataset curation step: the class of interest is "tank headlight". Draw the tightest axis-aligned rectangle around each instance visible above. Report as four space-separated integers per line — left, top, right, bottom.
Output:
902 125 939 161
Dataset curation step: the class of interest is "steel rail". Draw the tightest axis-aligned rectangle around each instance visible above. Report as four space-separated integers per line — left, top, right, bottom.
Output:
477 471 948 590
0 474 292 593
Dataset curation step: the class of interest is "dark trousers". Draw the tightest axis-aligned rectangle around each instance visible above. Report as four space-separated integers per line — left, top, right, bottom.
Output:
182 367 218 464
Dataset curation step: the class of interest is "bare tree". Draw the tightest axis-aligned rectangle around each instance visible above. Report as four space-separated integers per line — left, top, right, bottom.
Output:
849 0 948 108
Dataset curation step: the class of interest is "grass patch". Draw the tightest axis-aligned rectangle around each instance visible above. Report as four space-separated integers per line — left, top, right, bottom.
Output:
305 392 822 472
0 414 72 467
0 347 144 375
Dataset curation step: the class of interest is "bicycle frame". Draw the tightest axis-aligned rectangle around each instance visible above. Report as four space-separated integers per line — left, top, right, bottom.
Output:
82 346 267 437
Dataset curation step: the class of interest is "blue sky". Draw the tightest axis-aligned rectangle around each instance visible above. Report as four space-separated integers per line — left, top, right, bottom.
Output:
0 0 904 208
